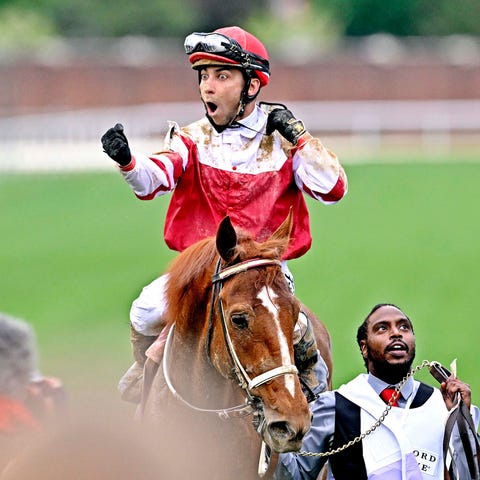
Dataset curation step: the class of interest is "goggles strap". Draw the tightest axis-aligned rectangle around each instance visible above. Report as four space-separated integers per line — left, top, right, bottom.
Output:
240 71 260 104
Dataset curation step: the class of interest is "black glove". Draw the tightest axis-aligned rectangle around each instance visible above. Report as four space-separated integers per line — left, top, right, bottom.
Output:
265 108 306 145
101 123 132 166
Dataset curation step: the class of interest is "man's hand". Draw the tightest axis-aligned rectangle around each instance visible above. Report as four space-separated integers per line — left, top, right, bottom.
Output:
101 123 132 166
440 377 472 410
265 108 306 145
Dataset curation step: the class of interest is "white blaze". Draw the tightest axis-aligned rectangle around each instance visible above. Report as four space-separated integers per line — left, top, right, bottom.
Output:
257 286 296 397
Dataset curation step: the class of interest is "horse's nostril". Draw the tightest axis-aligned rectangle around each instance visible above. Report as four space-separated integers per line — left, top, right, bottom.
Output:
268 421 295 439
266 420 309 452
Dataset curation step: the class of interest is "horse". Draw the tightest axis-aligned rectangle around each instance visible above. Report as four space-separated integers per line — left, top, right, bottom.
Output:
141 211 332 479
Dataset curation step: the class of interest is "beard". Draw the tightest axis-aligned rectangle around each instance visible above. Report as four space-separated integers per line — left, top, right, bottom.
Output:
367 346 416 384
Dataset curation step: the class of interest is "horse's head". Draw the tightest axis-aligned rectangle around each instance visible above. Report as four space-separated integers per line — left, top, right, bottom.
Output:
210 210 312 453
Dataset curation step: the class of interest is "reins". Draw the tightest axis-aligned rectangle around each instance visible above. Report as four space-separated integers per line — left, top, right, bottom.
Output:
162 323 254 419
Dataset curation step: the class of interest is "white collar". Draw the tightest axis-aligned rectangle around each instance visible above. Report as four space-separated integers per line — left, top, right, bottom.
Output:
367 373 415 401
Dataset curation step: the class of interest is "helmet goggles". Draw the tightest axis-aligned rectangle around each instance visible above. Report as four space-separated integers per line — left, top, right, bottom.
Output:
184 32 269 73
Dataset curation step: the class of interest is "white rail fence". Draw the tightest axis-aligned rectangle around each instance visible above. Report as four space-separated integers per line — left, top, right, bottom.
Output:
0 99 479 172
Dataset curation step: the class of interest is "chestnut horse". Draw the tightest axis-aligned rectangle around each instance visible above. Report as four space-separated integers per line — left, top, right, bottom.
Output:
141 212 332 479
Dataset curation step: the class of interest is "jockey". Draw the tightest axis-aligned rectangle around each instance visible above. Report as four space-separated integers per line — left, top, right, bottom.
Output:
101 26 348 403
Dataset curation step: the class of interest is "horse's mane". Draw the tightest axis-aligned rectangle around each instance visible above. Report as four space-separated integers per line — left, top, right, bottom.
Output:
164 237 217 327
166 237 217 292
164 228 289 327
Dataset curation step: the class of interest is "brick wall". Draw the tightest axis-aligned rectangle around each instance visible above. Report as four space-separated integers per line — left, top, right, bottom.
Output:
2 58 479 116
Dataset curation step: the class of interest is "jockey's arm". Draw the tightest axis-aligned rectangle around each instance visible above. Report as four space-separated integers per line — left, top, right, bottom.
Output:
118 149 185 200
292 134 348 204
116 124 190 200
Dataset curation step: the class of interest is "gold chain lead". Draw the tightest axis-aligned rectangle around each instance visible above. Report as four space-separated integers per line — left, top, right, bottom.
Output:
299 360 431 458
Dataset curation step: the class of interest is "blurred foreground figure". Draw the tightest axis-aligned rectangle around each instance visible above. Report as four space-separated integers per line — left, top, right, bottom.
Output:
1 415 170 480
0 313 66 472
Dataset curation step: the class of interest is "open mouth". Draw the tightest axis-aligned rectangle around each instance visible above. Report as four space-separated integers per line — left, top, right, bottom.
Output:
386 342 408 355
206 102 218 114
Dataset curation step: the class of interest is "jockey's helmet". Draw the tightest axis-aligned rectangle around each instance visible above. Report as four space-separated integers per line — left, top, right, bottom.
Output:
184 26 270 87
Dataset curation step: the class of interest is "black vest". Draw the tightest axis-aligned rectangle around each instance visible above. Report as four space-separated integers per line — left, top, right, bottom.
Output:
329 382 434 479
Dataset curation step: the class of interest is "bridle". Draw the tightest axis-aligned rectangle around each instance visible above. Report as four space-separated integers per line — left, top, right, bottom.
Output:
161 256 303 478
162 257 299 421
210 258 299 390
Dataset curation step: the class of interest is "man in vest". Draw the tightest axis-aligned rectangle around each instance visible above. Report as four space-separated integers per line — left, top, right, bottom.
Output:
101 26 348 401
275 303 479 479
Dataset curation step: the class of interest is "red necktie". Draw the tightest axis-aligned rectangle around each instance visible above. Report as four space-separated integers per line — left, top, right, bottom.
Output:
380 387 399 407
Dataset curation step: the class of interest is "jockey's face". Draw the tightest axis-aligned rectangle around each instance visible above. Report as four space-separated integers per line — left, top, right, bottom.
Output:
199 66 259 125
360 305 416 384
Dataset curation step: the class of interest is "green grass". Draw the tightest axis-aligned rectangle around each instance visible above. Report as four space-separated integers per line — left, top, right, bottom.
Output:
1 164 479 410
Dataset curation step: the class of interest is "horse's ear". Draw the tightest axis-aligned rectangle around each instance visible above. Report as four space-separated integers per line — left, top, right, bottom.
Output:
266 208 294 253
216 216 238 263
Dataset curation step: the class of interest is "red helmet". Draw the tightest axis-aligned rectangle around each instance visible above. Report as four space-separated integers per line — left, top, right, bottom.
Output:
185 26 270 87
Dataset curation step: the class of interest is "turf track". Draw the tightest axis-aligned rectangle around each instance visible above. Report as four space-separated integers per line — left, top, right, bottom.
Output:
1 162 479 411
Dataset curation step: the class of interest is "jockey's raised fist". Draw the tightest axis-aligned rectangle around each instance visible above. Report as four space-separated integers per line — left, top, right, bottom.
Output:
101 123 132 166
265 108 306 145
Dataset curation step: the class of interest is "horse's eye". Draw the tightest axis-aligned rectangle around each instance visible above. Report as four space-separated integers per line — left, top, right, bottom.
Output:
231 313 249 329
